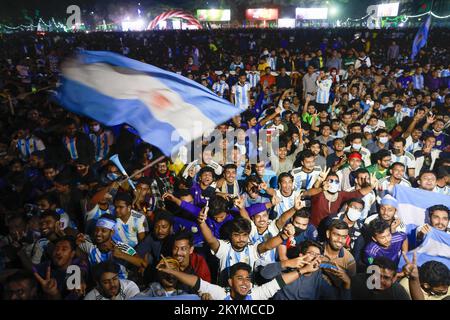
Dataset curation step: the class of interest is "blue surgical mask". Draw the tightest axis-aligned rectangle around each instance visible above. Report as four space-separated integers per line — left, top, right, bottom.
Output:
107 173 120 181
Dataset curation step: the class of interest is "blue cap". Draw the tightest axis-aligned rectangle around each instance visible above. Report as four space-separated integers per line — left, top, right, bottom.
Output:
380 194 398 210
246 203 267 217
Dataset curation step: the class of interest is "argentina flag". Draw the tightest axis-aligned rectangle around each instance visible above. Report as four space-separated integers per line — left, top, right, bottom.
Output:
392 185 450 233
56 50 241 156
398 228 450 270
411 15 431 61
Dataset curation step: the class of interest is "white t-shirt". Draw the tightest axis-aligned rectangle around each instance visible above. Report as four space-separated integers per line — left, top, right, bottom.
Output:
214 239 260 272
84 279 140 300
197 278 281 300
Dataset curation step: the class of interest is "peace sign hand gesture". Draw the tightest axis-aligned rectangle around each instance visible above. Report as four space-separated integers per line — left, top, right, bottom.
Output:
402 252 419 280
370 173 379 189
317 166 331 185
34 266 59 297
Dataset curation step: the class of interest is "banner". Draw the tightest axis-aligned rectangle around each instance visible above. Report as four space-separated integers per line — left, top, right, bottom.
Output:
246 8 279 21
197 9 231 22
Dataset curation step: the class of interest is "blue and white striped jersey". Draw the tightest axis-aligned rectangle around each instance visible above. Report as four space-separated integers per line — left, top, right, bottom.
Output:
78 239 136 279
89 130 114 162
247 72 261 88
112 210 148 248
231 82 251 110
212 81 229 97
291 166 322 191
315 78 332 104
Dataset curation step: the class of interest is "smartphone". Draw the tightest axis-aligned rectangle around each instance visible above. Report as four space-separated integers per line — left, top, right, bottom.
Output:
320 263 339 270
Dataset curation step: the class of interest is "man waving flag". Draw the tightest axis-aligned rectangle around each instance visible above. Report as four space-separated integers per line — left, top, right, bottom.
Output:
411 15 431 61
56 50 241 156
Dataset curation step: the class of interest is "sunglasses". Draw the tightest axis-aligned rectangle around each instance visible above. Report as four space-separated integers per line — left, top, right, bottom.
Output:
328 179 339 184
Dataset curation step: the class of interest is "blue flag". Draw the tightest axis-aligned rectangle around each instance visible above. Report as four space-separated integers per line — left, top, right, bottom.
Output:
56 50 241 156
411 15 431 61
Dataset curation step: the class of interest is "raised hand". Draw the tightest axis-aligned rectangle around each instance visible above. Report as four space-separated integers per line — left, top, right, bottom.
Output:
317 166 331 184
299 256 320 274
390 218 402 233
34 266 59 297
294 192 304 211
426 114 436 124
162 192 176 202
197 206 209 225
271 195 281 206
75 233 86 246
283 223 295 239
233 196 245 210
402 252 419 280
370 173 379 189
259 181 268 191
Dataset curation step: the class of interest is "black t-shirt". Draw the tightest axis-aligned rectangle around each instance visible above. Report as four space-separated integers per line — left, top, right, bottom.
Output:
351 273 410 300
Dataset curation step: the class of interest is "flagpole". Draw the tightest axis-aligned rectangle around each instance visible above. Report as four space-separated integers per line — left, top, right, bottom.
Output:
117 155 165 185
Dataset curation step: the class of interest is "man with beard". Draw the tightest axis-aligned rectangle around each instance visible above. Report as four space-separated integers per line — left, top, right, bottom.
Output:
169 231 211 291
277 208 318 261
378 162 412 198
157 261 304 300
351 256 410 300
318 198 364 251
137 257 189 298
322 220 356 276
33 236 87 299
30 210 77 265
150 159 177 209
135 210 176 273
414 205 449 247
260 240 351 300
291 150 323 191
60 118 94 165
76 215 147 279
364 195 406 234
84 261 140 300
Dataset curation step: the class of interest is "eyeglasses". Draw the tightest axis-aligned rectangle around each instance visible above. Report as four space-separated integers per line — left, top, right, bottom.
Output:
428 288 449 297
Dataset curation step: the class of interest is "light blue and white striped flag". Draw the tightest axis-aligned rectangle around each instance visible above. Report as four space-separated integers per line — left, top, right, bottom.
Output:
398 228 450 270
392 185 450 232
56 50 241 156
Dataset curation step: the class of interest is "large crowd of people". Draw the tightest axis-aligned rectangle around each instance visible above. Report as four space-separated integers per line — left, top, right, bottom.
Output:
0 27 449 301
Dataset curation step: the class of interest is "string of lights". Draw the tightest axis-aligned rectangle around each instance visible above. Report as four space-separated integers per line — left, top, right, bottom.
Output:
0 9 449 32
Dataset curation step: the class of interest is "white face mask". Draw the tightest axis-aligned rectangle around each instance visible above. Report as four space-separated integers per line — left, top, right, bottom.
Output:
352 143 362 151
379 136 389 144
346 207 362 222
328 182 340 193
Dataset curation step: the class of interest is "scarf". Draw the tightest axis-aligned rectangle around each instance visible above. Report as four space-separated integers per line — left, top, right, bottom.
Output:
220 180 240 197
